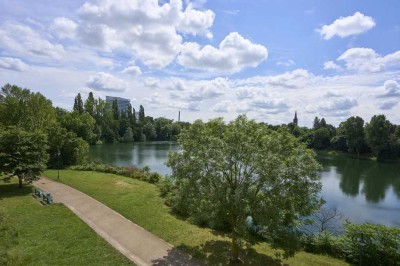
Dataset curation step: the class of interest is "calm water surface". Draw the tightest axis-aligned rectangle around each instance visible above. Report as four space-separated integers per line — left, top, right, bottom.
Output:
89 142 400 227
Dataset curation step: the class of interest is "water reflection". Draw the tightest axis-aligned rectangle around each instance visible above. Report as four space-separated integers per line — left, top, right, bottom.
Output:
318 154 400 202
317 153 400 226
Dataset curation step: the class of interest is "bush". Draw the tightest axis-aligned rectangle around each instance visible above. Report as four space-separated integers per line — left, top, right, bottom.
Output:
301 223 400 266
69 163 162 184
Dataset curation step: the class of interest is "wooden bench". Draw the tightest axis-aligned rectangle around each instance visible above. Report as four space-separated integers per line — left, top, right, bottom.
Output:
34 189 53 204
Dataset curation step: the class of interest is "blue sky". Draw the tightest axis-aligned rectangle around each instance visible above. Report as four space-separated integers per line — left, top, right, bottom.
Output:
0 0 399 126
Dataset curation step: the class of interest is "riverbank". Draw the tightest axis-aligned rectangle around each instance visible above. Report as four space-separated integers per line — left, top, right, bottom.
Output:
316 149 400 163
43 169 348 265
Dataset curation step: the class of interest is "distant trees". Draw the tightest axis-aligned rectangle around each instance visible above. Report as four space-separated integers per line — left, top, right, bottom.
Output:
73 93 84 114
342 116 366 156
165 116 322 261
365 115 391 158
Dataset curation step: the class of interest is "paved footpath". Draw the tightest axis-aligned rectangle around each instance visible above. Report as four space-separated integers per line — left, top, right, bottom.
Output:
34 177 202 266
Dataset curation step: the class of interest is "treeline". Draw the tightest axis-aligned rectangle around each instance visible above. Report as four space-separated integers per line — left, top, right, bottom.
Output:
0 84 88 171
60 92 190 144
278 116 400 160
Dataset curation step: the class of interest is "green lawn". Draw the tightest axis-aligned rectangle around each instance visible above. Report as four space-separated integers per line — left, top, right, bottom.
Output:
44 169 348 265
0 178 132 266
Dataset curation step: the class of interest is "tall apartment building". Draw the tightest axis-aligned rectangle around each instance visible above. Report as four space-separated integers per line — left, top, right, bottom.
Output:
106 96 130 112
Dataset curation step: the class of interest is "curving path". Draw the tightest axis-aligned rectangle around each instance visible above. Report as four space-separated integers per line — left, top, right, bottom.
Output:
34 177 201 266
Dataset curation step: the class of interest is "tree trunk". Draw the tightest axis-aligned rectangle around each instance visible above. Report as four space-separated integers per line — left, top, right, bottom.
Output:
230 230 240 263
18 177 23 188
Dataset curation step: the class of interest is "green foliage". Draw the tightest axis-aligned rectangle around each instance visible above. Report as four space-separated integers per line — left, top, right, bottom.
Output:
121 127 133 143
365 115 391 159
0 84 56 131
84 91 95 116
70 163 161 184
60 112 96 144
165 115 322 261
0 127 48 188
302 223 400 266
342 116 366 156
73 93 84 114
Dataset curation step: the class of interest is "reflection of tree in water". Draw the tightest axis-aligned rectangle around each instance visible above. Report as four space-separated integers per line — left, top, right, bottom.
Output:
330 156 364 197
323 154 400 203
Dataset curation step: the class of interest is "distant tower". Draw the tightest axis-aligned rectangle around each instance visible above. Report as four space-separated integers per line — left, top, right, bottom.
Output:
293 111 298 126
178 111 181 122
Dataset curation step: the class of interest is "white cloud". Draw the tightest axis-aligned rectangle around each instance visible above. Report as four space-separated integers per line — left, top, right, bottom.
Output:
50 17 77 39
177 32 268 73
379 101 397 110
324 61 342 71
249 97 288 114
318 97 358 117
212 100 232 113
0 57 28 71
0 22 65 61
377 80 400 98
122 66 142 76
337 48 400 72
318 12 375 40
277 59 295 67
177 4 215 38
86 72 129 92
65 0 215 68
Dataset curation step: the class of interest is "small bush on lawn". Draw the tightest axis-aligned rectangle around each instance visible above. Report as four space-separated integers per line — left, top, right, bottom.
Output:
70 163 162 184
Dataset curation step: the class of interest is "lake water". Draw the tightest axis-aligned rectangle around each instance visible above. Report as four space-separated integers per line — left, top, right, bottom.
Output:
89 142 400 227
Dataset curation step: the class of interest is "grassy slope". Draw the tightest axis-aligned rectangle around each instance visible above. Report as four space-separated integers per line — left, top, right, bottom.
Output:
0 179 132 266
44 169 348 266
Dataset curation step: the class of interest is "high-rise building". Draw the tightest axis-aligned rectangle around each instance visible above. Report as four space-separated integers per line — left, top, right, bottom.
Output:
106 96 130 112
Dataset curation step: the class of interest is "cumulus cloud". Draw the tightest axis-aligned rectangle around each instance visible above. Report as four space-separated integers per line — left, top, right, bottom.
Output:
318 12 375 40
377 80 400 98
177 32 268 73
379 101 397 110
86 72 129 92
212 100 232 112
337 48 400 72
143 92 201 111
0 22 65 61
0 57 28 71
122 66 142 76
177 4 215 38
50 17 78 39
170 77 229 101
318 97 358 117
324 61 342 71
53 0 215 68
249 98 288 114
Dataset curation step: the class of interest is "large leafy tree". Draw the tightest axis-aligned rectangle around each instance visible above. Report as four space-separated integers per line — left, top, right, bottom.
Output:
365 115 391 158
0 84 56 131
167 116 322 261
84 92 96 116
342 116 365 156
0 127 48 188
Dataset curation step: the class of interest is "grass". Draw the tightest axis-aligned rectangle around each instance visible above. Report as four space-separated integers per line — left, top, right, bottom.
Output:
0 178 132 266
44 169 348 266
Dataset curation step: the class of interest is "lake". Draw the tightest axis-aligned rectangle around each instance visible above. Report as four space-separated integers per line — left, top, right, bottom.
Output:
89 142 400 227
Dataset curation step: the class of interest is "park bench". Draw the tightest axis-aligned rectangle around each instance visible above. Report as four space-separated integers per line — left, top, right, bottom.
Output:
34 188 53 204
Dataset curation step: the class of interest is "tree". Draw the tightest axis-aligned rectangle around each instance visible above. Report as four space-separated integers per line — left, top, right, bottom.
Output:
313 117 321 130
0 127 48 188
60 112 96 144
84 92 95 116
122 127 133 143
166 116 322 261
0 84 56 131
365 115 391 158
73 93 84 114
320 118 327 128
139 105 145 123
342 116 365 156
112 99 119 120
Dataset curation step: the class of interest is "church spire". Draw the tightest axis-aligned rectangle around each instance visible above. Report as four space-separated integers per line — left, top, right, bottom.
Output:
293 111 298 126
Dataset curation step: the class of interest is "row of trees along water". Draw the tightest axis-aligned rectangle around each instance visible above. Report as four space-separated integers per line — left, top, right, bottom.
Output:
280 116 400 161
69 92 190 144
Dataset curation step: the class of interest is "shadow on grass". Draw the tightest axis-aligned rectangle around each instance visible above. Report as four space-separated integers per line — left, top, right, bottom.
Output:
150 240 284 265
0 182 32 200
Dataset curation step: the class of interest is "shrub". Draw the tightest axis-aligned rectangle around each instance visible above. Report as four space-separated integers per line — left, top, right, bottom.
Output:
69 163 162 185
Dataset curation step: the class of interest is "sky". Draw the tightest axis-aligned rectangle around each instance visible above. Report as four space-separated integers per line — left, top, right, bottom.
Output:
0 0 399 127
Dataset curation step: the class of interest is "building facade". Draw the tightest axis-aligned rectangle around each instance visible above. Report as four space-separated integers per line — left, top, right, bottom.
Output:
106 96 130 112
